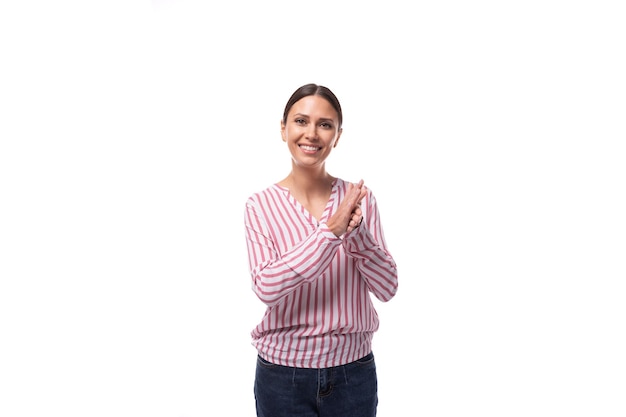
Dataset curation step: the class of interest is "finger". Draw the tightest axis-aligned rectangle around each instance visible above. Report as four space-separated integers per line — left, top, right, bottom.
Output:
358 186 367 202
352 182 366 204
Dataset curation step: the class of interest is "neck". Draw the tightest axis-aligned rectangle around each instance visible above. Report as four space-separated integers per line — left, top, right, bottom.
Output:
281 165 334 195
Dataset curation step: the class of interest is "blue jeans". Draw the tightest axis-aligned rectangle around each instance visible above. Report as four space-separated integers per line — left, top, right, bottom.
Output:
254 352 378 417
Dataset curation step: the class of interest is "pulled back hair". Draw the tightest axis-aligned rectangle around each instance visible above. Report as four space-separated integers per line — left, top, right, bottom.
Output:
282 83 343 129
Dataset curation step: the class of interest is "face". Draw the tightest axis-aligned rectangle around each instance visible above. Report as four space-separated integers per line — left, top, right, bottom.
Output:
281 95 342 169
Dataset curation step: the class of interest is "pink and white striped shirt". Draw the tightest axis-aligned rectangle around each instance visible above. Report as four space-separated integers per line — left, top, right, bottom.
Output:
244 178 398 368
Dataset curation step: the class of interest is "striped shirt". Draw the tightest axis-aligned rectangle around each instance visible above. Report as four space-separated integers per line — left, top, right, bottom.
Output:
244 178 398 368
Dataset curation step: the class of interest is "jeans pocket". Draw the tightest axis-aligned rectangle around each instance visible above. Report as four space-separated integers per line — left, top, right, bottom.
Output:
257 355 277 368
355 352 375 365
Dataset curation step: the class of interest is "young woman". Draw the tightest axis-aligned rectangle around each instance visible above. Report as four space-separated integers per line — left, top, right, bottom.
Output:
243 83 398 417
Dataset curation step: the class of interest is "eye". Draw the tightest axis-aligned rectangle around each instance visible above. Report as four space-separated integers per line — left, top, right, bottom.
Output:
295 118 307 125
320 122 333 129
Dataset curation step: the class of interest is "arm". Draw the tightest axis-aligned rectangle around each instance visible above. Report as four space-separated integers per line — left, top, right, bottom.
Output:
244 198 342 307
342 190 398 302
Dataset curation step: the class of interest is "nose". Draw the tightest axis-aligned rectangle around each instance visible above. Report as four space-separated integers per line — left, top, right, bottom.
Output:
306 123 318 140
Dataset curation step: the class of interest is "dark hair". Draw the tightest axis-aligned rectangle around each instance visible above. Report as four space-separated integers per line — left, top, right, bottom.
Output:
282 83 343 129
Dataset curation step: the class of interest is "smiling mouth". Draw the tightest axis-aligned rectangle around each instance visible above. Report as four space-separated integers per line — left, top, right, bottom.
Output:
299 144 322 152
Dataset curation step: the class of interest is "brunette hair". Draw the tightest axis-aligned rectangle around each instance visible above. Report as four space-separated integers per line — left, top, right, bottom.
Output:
282 83 343 129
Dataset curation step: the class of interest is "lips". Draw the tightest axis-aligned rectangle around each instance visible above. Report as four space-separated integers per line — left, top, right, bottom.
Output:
299 144 322 153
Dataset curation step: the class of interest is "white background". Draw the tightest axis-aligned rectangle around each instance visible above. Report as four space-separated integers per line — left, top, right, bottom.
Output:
1 1 625 416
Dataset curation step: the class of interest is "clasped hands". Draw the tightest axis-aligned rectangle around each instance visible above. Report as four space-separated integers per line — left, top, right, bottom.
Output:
327 179 367 237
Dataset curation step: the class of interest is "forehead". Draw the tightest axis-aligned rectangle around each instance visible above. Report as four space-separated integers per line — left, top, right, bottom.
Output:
289 95 338 120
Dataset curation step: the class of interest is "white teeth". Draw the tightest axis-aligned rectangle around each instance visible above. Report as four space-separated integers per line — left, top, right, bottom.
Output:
300 145 319 151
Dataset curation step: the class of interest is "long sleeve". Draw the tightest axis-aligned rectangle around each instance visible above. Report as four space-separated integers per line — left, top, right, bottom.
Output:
342 191 398 302
245 196 342 307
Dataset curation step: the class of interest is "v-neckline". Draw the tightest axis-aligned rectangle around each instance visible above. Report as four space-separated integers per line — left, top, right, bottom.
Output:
275 179 338 224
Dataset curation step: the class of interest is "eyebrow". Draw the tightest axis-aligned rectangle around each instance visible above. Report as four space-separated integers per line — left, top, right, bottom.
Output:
293 113 335 123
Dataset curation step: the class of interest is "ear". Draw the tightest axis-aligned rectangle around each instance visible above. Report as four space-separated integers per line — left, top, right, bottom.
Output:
332 127 343 148
280 120 287 142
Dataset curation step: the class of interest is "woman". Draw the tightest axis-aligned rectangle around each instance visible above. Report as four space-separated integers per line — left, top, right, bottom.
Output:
244 83 398 416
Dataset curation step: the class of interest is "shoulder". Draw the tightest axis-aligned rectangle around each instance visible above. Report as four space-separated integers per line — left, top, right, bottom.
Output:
246 184 286 207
